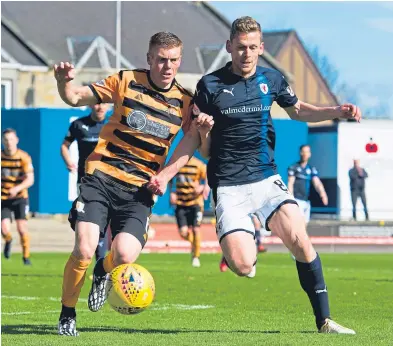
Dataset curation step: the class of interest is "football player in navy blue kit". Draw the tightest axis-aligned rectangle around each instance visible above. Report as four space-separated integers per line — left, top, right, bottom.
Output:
148 17 360 334
288 145 328 224
61 104 110 261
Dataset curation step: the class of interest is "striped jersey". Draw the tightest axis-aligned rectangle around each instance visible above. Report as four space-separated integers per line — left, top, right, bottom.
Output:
1 149 33 200
173 157 207 208
87 69 193 190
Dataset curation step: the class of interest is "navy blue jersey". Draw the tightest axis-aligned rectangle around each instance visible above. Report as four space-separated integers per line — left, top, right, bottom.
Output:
193 62 298 188
64 115 107 182
288 162 319 201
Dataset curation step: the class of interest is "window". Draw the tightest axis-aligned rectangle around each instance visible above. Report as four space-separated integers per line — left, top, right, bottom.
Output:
1 80 12 109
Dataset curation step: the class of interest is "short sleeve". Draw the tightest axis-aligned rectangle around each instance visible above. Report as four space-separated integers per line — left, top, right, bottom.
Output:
276 74 298 108
288 165 296 176
311 166 319 177
89 73 120 104
22 154 34 174
64 121 77 143
192 78 214 117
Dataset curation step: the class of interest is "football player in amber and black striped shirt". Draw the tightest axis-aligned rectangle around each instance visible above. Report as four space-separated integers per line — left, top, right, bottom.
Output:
54 32 194 336
1 128 34 265
170 156 209 267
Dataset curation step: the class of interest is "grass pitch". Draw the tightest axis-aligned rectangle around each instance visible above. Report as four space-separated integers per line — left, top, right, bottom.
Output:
2 253 393 345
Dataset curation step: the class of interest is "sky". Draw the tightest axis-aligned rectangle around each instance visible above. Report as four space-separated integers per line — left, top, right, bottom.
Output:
211 1 393 117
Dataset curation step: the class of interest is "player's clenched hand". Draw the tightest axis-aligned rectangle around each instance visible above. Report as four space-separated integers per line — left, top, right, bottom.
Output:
170 192 177 205
8 186 20 198
53 62 76 83
338 103 361 122
147 174 169 196
196 113 214 137
67 163 77 173
194 183 205 195
203 186 211 200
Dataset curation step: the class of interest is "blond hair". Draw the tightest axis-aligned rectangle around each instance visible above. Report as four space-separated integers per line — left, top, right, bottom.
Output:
148 32 183 52
230 16 262 41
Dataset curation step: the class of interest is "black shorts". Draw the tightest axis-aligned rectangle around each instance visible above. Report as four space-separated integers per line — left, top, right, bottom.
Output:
68 174 154 248
1 198 29 221
175 205 203 228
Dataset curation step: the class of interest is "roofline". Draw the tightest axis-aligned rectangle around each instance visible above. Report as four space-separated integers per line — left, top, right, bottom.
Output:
261 51 294 82
1 48 19 64
199 1 232 28
263 29 295 35
291 31 340 105
262 29 295 57
200 2 294 82
262 29 339 105
1 16 51 66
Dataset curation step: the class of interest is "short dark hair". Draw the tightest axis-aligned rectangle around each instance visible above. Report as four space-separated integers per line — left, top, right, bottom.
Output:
230 16 262 41
2 128 17 137
299 144 310 151
149 32 183 52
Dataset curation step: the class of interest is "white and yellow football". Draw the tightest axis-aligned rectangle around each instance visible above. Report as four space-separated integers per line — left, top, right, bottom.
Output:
105 263 155 315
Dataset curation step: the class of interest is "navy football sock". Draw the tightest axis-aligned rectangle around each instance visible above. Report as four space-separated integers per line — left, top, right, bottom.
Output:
255 230 261 246
296 253 330 329
95 236 107 261
60 304 76 319
93 258 106 277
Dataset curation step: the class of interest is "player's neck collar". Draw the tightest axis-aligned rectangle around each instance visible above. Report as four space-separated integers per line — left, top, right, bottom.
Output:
147 71 175 93
3 148 18 156
89 113 106 124
226 62 257 80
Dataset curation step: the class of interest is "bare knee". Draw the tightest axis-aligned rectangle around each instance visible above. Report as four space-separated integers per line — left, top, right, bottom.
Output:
291 237 316 262
192 227 200 235
113 251 140 266
72 244 95 261
16 221 28 235
269 204 316 262
73 221 100 261
221 231 256 276
179 226 189 238
226 256 255 276
233 260 254 276
112 233 141 266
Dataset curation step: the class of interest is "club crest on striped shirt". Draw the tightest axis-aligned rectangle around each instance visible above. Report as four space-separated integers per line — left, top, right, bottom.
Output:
126 110 147 130
259 83 268 94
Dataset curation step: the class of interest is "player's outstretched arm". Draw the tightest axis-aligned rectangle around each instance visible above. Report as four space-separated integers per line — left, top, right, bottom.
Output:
147 113 214 196
147 124 201 196
54 62 98 107
197 112 213 159
285 100 362 123
198 132 211 159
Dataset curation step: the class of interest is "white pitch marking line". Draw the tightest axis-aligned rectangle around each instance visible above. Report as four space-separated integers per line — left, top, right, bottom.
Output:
3 310 91 316
2 295 214 311
2 295 87 302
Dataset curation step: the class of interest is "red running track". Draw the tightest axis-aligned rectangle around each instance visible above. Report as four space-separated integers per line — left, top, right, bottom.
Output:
144 223 393 253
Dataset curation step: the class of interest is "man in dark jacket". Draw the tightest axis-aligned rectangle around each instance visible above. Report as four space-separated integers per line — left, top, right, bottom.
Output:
349 159 369 221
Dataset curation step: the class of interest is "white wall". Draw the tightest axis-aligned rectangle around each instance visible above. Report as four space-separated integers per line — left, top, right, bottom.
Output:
337 120 393 220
